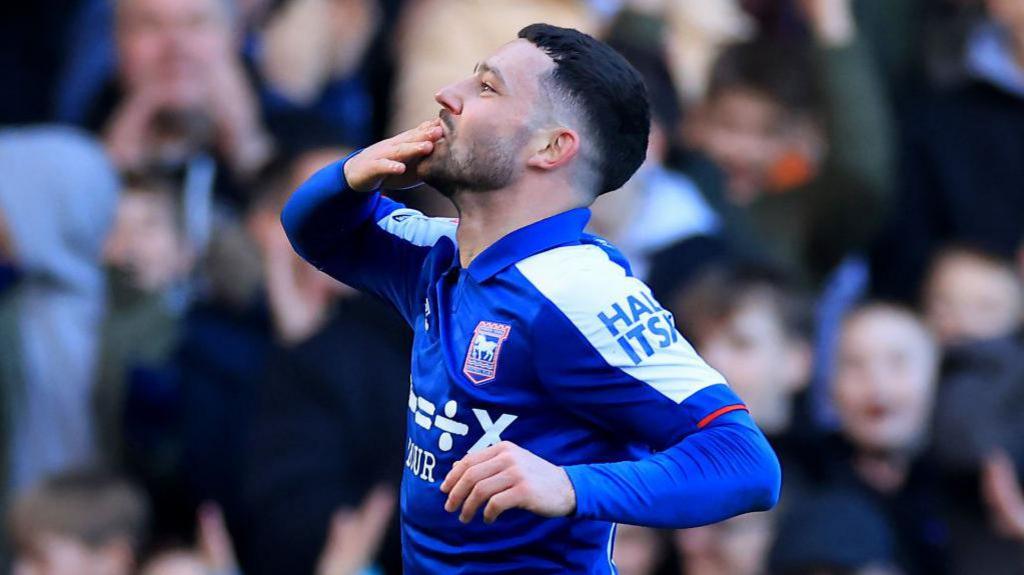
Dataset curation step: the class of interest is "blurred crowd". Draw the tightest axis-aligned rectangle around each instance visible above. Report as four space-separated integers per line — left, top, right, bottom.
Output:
1 0 1023 574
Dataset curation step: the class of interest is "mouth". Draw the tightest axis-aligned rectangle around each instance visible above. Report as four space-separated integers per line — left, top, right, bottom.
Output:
439 110 455 139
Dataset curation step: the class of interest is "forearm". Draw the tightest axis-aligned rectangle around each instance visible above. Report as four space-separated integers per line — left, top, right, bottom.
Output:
564 411 781 528
280 151 379 265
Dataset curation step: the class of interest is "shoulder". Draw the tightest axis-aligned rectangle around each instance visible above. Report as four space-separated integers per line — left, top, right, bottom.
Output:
514 241 665 338
373 203 458 247
515 241 637 307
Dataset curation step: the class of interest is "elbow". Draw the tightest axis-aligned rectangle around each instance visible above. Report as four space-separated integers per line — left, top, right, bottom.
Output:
752 445 782 512
279 201 310 262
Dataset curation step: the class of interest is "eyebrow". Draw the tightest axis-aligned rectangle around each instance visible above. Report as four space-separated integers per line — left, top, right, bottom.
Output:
473 61 507 88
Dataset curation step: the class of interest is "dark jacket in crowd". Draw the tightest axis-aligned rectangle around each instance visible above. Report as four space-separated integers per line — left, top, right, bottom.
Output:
929 332 1024 575
871 80 1024 302
237 295 410 575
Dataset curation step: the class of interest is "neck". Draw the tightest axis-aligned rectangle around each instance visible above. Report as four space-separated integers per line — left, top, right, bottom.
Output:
452 180 583 268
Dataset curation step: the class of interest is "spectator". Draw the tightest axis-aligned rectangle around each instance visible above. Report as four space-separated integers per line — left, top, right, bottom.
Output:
255 0 380 148
95 173 196 468
811 303 946 575
7 469 148 575
0 127 119 495
679 0 893 288
871 0 1024 302
673 264 817 492
922 245 1024 347
94 0 274 206
237 149 410 575
928 329 1024 575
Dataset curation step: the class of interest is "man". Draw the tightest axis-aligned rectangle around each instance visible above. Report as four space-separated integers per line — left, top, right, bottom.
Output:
282 24 780 574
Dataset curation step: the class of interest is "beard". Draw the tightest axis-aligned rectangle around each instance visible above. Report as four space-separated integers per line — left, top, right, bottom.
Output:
417 121 530 199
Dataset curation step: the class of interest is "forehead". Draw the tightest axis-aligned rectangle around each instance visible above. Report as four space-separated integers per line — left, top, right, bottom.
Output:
484 39 555 93
842 311 930 354
119 0 224 21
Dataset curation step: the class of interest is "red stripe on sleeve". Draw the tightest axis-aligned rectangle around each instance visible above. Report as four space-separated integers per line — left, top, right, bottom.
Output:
696 404 749 429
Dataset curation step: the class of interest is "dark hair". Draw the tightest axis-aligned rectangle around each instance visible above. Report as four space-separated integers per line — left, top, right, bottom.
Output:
518 23 651 195
676 262 815 345
707 38 821 117
121 171 186 235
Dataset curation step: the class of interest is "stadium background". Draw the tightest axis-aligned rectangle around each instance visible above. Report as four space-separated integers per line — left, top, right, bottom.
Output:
0 0 1023 573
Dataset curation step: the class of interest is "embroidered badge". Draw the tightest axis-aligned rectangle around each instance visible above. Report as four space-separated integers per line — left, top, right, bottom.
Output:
463 321 511 385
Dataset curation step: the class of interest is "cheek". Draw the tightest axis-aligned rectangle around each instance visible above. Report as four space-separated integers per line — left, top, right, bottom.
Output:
121 35 164 83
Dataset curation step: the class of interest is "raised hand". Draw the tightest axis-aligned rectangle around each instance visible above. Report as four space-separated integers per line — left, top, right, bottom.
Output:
343 119 444 192
440 441 576 525
316 485 397 575
981 450 1024 541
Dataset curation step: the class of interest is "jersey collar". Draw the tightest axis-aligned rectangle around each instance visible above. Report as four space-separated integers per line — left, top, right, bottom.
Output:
462 207 591 282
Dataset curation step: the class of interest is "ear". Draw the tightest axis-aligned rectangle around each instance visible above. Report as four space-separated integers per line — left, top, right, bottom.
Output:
526 128 580 171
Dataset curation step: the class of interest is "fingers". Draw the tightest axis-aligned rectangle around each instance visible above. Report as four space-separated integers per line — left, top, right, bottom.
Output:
197 502 238 571
388 140 435 162
443 454 508 510
393 119 443 145
440 442 506 495
372 158 406 175
457 471 516 523
483 487 521 524
981 451 1024 538
357 485 397 540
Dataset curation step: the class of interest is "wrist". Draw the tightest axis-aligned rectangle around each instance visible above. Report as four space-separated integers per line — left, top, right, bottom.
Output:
559 467 578 516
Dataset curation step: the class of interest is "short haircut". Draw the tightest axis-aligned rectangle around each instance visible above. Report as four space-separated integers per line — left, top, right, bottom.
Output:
121 171 186 236
842 299 935 340
8 469 149 555
676 263 815 345
707 38 821 118
926 242 1022 283
518 23 651 196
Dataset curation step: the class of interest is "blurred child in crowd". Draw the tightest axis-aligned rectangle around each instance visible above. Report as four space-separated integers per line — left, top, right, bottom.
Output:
789 303 946 575
7 469 148 575
96 173 195 467
675 264 816 488
923 244 1024 346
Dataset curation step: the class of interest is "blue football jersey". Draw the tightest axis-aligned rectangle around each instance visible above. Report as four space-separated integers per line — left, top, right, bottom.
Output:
282 155 781 574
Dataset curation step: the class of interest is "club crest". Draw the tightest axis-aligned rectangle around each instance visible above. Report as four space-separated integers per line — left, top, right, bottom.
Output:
463 321 511 385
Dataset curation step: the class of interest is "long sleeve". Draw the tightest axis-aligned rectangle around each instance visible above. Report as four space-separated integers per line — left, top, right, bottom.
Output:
802 36 896 280
519 243 781 529
565 410 779 527
281 152 456 324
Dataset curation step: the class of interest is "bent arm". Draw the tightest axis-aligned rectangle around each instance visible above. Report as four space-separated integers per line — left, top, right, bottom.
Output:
565 409 780 528
281 152 455 324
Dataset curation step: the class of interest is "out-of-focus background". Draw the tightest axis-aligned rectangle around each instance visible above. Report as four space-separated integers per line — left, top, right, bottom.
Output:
0 0 1023 573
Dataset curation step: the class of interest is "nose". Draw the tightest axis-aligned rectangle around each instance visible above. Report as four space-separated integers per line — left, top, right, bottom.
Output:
434 84 463 116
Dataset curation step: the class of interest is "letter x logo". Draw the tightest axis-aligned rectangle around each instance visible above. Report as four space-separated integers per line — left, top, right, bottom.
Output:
467 409 518 453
